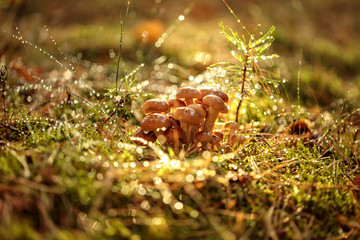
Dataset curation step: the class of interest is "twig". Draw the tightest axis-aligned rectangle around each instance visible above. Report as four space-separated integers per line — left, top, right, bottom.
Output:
235 54 249 123
101 98 124 126
0 122 22 134
0 65 8 122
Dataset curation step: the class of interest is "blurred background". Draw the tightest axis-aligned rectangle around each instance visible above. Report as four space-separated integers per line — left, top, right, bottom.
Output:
1 0 360 108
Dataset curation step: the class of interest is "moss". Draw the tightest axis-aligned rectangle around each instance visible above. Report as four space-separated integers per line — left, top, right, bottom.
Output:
0 1 359 239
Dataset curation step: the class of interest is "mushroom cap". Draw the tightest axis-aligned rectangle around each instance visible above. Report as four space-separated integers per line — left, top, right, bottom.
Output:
140 113 171 131
133 129 157 145
187 103 207 118
213 131 224 140
224 121 240 131
172 107 202 126
229 134 246 146
211 135 221 145
141 99 170 114
168 98 186 109
195 131 212 145
176 87 201 101
202 95 228 113
198 87 229 103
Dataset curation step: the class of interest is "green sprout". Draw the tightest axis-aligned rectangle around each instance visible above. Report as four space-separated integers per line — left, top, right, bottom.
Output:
213 0 281 123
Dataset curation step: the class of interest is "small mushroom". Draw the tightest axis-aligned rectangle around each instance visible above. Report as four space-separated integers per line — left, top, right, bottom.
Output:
202 95 228 133
224 121 240 140
172 107 202 145
195 131 212 149
187 103 207 137
176 87 202 106
228 134 246 147
133 129 157 145
141 99 170 115
213 131 224 141
211 134 221 151
164 125 183 155
168 98 186 110
140 113 171 139
198 87 229 103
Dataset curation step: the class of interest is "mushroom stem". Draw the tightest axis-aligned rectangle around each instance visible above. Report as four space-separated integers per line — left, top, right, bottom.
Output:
173 130 180 155
184 98 193 106
202 95 228 133
164 126 181 155
180 122 190 145
204 107 219 133
189 125 199 143
154 130 167 145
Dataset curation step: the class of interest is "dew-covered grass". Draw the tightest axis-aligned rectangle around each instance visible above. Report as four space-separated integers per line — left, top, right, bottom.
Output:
0 0 360 239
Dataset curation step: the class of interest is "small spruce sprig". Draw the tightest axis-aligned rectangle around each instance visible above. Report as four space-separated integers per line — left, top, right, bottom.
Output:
213 0 280 123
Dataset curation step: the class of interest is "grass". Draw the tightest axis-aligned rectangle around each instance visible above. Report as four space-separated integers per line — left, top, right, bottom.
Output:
1 0 360 239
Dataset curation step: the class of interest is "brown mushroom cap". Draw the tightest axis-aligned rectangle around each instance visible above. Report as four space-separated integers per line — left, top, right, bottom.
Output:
141 99 170 115
195 131 212 145
176 87 202 105
172 107 202 127
133 129 157 145
225 121 239 129
213 131 224 141
198 87 229 103
211 135 221 146
168 98 186 109
187 103 207 118
140 113 171 132
229 134 246 146
202 95 228 114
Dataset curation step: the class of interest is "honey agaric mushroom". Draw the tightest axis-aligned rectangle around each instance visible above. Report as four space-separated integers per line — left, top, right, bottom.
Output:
176 87 202 106
224 121 240 140
202 95 228 133
140 113 171 138
168 98 186 110
188 103 207 135
164 125 183 155
133 129 156 145
195 131 212 148
172 107 201 145
198 87 229 103
141 99 170 115
211 134 221 150
188 103 207 122
213 131 224 141
228 134 246 147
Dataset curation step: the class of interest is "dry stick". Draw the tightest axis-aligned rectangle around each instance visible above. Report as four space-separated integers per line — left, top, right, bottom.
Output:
0 122 22 135
0 65 7 122
101 98 124 126
354 129 360 166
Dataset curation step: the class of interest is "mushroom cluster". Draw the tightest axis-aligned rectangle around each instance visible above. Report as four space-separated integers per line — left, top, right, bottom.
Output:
133 86 245 154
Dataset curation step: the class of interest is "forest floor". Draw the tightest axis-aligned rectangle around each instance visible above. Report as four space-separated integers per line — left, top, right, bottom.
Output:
0 0 360 239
